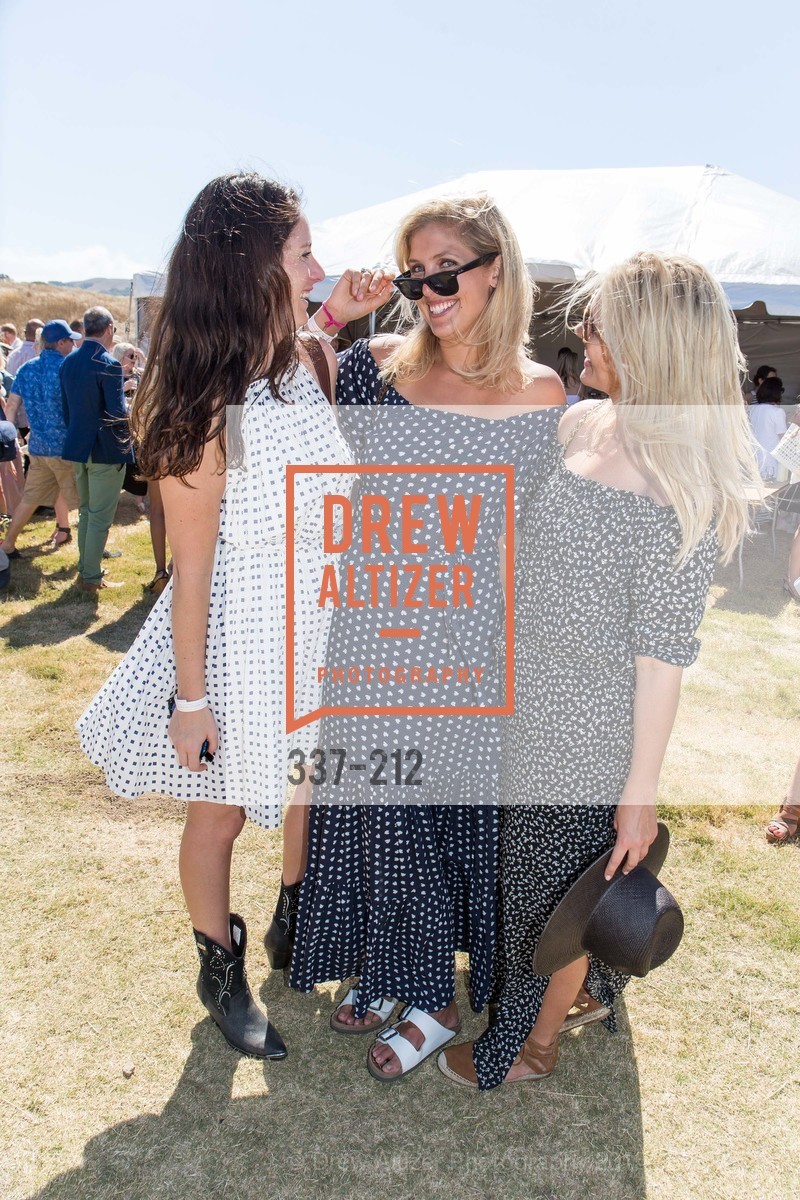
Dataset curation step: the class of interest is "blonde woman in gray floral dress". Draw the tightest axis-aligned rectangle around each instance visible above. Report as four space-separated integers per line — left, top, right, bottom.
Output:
438 251 762 1091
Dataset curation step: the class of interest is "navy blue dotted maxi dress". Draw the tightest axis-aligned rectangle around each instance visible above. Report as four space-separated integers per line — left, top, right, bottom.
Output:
472 440 718 1090
288 340 562 1017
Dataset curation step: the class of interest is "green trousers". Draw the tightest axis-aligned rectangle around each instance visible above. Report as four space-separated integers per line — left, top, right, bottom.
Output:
73 461 125 584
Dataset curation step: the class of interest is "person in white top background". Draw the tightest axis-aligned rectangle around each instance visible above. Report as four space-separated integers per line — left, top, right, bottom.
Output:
748 377 788 479
747 363 777 400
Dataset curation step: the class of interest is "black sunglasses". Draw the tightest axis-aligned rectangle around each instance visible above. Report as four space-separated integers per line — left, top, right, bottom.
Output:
393 252 499 301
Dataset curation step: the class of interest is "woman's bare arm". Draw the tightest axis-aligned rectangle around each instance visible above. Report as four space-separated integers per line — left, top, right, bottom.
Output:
605 656 683 879
160 437 226 771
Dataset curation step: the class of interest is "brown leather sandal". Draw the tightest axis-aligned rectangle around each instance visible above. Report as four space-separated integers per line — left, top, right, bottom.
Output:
560 985 612 1032
507 1032 559 1082
437 1031 559 1088
765 802 800 844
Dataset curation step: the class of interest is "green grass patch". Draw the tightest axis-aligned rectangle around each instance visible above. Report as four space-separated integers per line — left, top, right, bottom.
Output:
2 501 800 1200
701 884 800 953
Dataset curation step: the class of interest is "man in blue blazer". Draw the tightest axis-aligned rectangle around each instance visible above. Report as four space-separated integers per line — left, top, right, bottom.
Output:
61 306 134 591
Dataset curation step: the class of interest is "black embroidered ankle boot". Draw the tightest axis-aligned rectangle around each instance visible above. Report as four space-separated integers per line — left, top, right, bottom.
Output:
263 878 301 970
194 913 287 1060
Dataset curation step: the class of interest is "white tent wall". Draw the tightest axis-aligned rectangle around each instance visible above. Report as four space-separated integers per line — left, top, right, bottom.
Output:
310 166 800 314
132 167 800 399
132 272 164 299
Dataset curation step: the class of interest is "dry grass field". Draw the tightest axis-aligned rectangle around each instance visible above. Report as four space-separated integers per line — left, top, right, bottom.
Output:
1 502 799 1200
0 282 130 339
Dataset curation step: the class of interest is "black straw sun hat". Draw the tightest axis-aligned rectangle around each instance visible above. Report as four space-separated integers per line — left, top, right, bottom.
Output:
533 822 683 978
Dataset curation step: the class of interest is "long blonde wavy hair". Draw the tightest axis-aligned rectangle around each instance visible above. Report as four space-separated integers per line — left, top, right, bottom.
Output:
381 194 535 393
566 252 761 565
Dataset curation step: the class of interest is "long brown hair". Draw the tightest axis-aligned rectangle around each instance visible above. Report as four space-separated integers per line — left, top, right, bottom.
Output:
132 173 301 479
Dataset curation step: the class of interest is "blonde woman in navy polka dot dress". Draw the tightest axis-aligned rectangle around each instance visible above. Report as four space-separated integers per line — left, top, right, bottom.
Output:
77 174 390 1062
289 196 565 1080
436 253 762 1091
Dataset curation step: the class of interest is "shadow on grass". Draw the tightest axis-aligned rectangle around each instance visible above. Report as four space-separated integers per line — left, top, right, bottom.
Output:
1 581 153 650
0 557 79 605
86 594 154 652
712 532 795 619
30 973 647 1200
713 579 790 620
2 586 98 644
37 565 77 583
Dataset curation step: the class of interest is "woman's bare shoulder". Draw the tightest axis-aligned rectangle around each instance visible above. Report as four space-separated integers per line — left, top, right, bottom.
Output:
518 363 566 409
367 333 405 365
556 397 600 443
527 361 562 384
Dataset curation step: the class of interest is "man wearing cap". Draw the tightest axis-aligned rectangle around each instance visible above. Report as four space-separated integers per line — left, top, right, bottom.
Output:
60 306 133 591
0 320 82 559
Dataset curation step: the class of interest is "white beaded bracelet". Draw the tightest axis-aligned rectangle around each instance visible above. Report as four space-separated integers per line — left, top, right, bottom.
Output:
174 695 209 712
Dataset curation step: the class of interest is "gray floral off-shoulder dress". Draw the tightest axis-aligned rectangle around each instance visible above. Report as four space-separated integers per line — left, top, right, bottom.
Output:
473 437 718 1090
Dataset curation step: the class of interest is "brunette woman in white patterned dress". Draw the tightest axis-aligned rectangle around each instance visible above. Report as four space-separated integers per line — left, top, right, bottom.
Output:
78 174 389 1060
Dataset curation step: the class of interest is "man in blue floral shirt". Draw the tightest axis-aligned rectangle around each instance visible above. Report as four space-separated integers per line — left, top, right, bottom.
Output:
0 319 81 558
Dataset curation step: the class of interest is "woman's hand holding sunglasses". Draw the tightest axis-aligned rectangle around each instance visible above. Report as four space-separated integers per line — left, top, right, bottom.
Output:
325 268 395 327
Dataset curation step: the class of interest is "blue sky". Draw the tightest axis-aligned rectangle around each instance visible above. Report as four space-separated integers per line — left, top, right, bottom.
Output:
1 0 798 281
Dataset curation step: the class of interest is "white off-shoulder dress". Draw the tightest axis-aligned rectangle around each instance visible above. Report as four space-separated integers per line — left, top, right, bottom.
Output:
78 366 352 829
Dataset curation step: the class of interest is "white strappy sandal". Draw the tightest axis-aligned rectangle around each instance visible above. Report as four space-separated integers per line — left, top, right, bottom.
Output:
366 1004 461 1081
329 986 396 1034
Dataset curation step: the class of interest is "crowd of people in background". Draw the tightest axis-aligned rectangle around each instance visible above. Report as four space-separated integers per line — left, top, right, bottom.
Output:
1 308 798 603
0 309 168 593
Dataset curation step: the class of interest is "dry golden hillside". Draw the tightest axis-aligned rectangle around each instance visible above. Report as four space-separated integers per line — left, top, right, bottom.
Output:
0 281 131 336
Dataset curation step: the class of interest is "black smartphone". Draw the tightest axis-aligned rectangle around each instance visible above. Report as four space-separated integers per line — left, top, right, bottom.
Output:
167 694 215 763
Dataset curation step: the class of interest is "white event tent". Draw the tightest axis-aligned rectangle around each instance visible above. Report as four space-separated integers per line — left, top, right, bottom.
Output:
310 165 800 398
132 166 800 395
310 164 800 311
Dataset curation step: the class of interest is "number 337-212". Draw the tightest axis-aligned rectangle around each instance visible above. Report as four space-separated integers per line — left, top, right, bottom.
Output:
288 749 423 786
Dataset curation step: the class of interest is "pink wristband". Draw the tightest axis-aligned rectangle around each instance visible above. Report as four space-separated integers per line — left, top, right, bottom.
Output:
321 302 345 330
